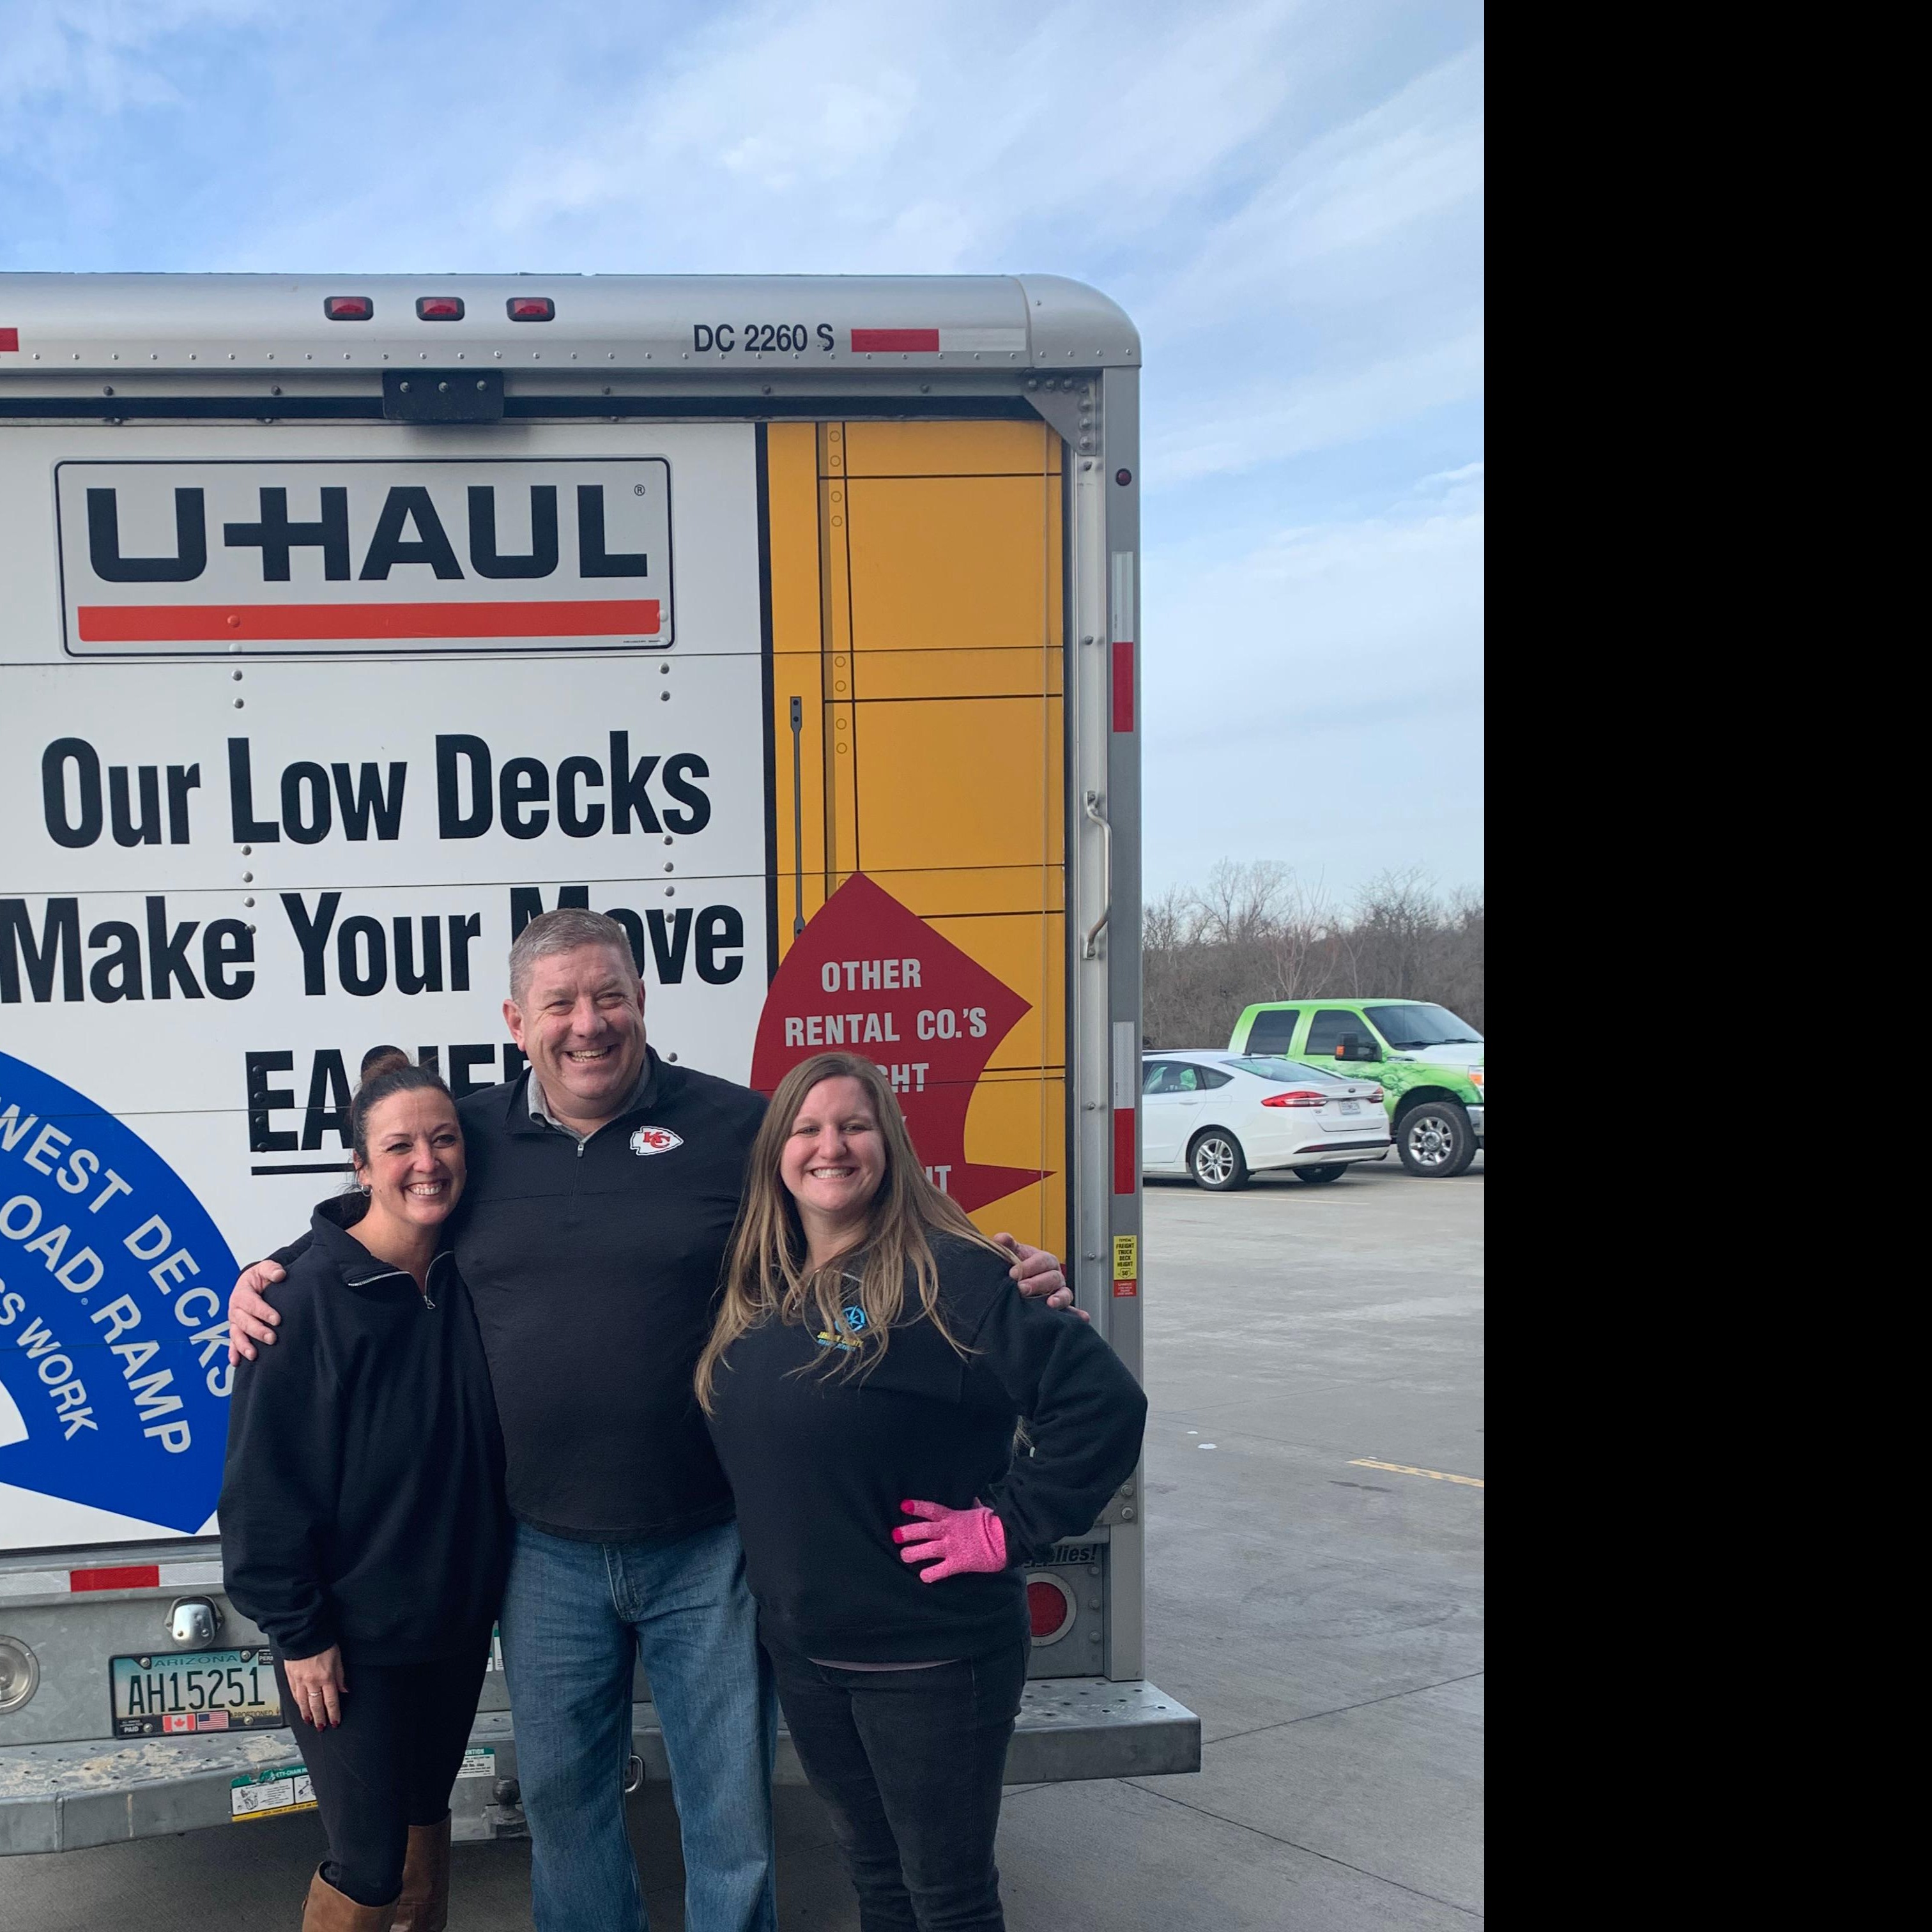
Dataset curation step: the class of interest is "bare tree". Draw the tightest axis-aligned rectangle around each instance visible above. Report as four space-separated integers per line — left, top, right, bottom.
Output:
1140 862 1483 1046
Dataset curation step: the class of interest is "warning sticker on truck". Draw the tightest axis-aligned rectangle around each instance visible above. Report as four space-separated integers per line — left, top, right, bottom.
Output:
230 1763 316 1821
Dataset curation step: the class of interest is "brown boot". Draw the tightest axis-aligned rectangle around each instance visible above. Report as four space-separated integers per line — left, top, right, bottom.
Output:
392 1816 452 1932
302 1866 399 1930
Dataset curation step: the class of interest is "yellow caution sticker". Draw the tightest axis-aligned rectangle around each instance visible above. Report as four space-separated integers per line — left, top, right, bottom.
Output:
229 1763 316 1821
1112 1234 1138 1298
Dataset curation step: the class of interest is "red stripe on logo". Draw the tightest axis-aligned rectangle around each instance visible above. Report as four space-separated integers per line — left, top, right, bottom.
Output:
76 600 660 643
0 328 19 353
72 1565 160 1591
850 328 940 353
1113 1107 1137 1194
1111 641 1134 732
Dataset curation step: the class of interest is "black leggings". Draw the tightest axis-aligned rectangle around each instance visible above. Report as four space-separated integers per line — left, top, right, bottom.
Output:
768 1637 1028 1932
275 1641 490 1908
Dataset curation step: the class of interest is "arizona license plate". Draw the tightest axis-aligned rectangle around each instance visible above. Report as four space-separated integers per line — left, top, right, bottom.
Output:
111 1646 286 1738
1339 1101 1361 1114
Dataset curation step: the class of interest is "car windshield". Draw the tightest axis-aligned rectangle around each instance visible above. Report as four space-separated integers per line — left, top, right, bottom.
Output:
1362 1004 1482 1049
1224 1057 1350 1085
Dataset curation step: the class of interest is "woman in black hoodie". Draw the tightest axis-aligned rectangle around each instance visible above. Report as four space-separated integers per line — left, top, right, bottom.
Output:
220 1053 506 1932
698 1051 1147 1932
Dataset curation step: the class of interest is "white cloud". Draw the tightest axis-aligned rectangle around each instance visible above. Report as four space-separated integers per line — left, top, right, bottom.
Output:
1136 46 1484 340
475 0 1312 272
1147 326 1484 486
1139 464 1484 891
1131 45 1483 490
0 0 264 121
1 0 1483 893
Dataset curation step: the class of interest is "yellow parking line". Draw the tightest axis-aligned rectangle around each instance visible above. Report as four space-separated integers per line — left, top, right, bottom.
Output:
1349 1458 1484 1489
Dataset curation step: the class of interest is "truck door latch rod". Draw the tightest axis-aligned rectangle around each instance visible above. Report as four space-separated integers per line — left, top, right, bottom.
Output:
1082 790 1111 960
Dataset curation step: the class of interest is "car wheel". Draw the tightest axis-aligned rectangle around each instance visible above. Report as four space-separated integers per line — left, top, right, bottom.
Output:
1294 1165 1347 1184
1188 1129 1249 1191
1396 1101 1476 1177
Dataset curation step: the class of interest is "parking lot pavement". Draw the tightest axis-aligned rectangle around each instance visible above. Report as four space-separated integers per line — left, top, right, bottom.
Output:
0 1156 1482 1930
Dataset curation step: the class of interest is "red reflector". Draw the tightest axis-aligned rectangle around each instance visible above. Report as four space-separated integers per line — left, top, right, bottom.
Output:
1025 1577 1075 1642
0 326 19 352
415 296 465 321
1112 641 1134 732
71 1565 160 1592
506 296 555 321
851 328 939 353
1261 1092 1328 1108
323 296 373 321
1113 1107 1136 1193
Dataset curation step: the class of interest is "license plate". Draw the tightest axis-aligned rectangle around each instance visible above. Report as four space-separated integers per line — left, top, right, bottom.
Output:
1339 1100 1361 1115
111 1647 285 1738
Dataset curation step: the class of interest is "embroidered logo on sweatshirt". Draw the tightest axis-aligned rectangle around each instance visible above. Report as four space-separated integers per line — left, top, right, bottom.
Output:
814 1304 869 1351
629 1126 684 1156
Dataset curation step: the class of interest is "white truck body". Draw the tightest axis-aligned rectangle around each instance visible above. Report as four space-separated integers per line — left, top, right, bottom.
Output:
0 273 1195 1853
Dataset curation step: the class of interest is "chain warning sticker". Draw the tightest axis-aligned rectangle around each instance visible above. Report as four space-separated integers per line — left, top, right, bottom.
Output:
230 1763 315 1821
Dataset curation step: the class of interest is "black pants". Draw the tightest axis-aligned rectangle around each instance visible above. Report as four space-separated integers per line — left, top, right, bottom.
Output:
275 1641 490 1908
768 1637 1028 1932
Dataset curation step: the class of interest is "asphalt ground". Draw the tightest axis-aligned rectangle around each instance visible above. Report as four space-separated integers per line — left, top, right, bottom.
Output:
0 1153 1483 1929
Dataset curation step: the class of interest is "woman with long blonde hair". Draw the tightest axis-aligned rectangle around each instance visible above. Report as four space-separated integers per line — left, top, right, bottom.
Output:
698 1052 1146 1932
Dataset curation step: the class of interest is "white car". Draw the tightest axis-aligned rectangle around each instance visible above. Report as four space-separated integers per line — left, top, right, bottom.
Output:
1141 1051 1393 1192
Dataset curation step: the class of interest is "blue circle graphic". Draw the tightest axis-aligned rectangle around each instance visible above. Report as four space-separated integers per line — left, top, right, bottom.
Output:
1 1051 238 1534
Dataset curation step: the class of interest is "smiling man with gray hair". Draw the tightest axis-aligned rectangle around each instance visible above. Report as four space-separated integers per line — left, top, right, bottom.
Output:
228 908 1070 1932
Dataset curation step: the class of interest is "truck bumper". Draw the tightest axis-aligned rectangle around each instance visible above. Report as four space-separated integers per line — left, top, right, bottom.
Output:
1467 1104 1483 1140
1 1680 1200 1854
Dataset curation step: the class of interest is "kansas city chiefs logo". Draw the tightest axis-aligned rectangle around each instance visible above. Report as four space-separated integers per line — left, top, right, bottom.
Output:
629 1126 684 1156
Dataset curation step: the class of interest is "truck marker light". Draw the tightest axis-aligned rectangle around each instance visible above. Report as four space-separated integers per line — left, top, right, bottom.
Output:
323 296 373 321
416 296 465 321
1261 1091 1328 1108
1025 1574 1076 1643
0 326 20 352
72 1565 162 1592
850 328 939 353
507 297 555 321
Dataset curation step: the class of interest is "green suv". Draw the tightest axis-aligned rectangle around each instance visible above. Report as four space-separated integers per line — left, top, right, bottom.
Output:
1227 999 1484 1177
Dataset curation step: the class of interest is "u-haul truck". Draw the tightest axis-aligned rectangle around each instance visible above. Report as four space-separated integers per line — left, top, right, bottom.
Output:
0 274 1197 1853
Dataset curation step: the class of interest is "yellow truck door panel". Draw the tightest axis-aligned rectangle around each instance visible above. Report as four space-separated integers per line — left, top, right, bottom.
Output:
766 420 1066 1251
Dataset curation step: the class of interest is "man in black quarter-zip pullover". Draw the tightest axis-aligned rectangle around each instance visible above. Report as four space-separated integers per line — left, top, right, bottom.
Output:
227 908 1070 1932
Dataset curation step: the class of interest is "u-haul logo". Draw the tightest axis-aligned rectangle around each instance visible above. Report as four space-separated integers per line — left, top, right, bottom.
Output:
56 458 674 656
629 1126 684 1157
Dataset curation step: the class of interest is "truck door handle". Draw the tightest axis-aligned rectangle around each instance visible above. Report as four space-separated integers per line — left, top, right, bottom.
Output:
1082 790 1111 960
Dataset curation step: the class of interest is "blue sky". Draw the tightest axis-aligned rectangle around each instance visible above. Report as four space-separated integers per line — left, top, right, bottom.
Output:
3 0 1483 903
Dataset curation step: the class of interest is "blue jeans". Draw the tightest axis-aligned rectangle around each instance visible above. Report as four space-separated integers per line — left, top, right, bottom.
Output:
499 1519 778 1932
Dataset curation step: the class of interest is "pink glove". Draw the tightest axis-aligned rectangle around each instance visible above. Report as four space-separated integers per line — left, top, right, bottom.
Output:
893 1499 1008 1583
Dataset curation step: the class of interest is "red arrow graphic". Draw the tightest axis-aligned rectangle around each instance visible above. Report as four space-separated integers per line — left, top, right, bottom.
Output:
751 873 1044 1213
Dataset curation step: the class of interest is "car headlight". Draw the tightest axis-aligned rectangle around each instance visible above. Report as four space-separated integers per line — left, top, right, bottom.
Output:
0 1635 40 1713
